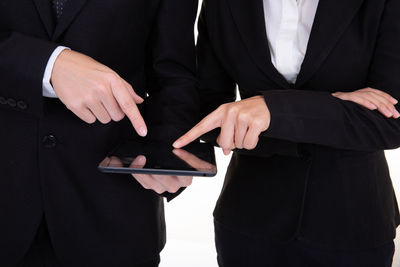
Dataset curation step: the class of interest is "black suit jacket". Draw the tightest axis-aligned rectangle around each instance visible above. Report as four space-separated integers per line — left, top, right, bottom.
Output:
198 0 400 250
0 0 198 266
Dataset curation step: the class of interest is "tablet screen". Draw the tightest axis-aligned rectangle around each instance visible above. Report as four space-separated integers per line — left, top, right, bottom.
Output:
98 140 217 177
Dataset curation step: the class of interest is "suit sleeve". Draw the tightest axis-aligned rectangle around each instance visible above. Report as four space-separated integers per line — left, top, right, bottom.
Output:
0 31 58 117
262 0 400 151
144 0 200 144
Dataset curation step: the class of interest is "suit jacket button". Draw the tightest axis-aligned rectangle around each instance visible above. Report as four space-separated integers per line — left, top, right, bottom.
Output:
0 97 6 105
7 98 16 107
17 101 28 110
42 135 57 148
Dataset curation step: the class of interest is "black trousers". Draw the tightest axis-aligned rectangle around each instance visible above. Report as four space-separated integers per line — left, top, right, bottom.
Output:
16 219 160 267
215 220 395 267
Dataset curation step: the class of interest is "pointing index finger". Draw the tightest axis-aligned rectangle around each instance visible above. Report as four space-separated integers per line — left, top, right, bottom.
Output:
173 111 222 148
111 79 148 137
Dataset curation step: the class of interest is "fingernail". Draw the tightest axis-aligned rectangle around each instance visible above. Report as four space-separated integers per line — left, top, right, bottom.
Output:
172 149 181 156
173 140 181 148
136 155 146 164
138 127 147 137
223 149 231 155
369 104 378 110
392 98 398 104
384 108 393 117
394 110 400 118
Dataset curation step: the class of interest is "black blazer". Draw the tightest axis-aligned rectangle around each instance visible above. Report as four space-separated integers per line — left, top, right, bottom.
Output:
198 0 400 250
0 0 198 266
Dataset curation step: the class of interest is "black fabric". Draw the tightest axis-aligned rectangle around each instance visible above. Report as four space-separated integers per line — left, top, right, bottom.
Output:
215 220 395 267
197 0 400 250
17 218 161 267
16 218 60 267
0 0 198 266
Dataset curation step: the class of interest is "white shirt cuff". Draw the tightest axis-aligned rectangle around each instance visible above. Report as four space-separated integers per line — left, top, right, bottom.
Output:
42 46 70 98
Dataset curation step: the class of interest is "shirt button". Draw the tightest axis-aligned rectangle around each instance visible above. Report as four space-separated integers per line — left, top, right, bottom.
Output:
7 98 16 107
42 135 57 149
17 101 28 110
0 97 6 105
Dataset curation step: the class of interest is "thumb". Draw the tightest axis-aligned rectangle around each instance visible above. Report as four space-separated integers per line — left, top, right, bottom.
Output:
130 155 147 168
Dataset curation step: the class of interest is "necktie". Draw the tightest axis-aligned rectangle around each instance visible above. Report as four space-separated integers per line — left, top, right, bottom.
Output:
52 0 68 19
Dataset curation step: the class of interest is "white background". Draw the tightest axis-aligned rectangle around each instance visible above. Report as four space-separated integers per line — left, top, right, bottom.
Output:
160 1 400 266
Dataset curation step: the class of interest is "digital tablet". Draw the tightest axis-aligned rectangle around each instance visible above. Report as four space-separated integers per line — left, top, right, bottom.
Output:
98 140 217 177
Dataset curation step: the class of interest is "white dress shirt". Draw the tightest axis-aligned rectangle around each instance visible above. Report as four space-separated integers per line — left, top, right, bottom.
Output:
263 0 319 83
42 46 69 98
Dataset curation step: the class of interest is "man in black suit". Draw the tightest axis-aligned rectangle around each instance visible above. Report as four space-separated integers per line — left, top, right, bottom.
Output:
174 0 400 266
0 0 198 266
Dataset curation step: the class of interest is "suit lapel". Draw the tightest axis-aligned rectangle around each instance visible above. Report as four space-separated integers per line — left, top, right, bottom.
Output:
32 0 55 38
227 0 290 88
296 0 364 87
52 0 88 41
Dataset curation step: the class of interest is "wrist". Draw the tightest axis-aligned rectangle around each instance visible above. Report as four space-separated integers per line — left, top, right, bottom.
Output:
42 46 70 98
50 48 72 84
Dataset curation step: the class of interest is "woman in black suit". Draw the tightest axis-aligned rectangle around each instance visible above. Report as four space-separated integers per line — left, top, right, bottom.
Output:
174 0 400 266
